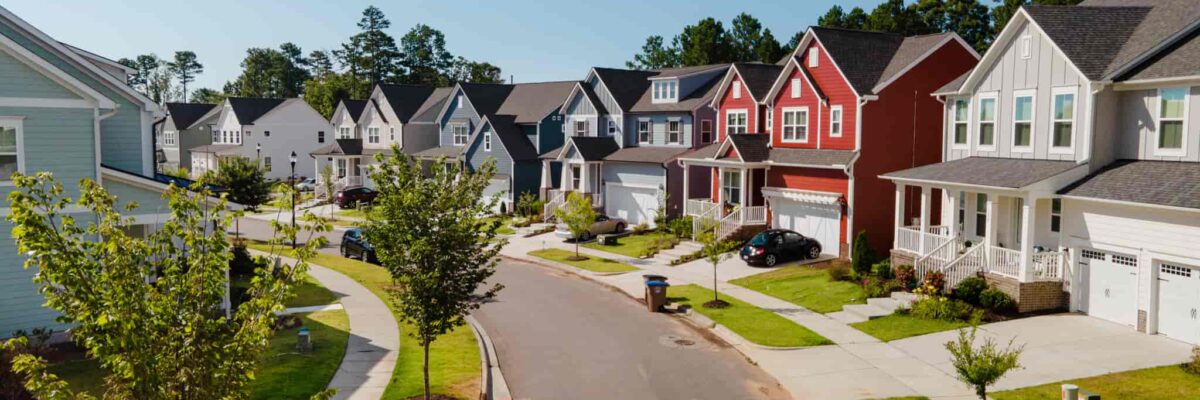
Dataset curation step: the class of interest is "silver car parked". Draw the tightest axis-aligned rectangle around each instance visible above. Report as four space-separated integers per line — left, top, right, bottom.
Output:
554 215 627 241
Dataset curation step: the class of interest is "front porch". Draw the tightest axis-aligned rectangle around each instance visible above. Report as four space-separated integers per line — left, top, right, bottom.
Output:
314 155 368 196
541 160 604 220
681 162 768 241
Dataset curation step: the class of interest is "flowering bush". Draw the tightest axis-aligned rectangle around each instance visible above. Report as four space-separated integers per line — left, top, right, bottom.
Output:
922 270 946 295
895 264 917 290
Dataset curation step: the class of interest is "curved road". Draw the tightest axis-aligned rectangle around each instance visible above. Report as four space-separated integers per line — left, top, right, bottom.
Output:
235 217 787 400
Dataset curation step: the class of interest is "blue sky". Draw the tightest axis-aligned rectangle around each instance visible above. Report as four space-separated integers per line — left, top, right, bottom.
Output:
6 0 881 91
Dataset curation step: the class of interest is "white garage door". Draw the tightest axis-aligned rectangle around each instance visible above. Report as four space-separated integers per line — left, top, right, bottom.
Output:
772 200 840 257
481 178 508 213
1157 263 1200 344
1081 248 1138 327
605 185 658 227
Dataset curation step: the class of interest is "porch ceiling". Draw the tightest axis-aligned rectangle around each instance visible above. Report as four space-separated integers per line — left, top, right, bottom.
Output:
881 157 1079 190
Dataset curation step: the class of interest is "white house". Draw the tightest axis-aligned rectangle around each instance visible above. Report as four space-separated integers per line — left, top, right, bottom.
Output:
190 97 330 180
882 0 1200 345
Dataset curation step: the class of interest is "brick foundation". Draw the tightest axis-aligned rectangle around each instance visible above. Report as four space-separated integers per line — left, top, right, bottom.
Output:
983 273 1067 313
890 249 916 268
1138 310 1148 333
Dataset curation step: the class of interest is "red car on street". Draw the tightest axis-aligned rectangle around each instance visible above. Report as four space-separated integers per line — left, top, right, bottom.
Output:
334 187 377 209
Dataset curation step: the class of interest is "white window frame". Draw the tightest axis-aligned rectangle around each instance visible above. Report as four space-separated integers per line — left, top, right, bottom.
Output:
667 119 682 144
721 169 742 205
484 131 492 151
974 193 987 238
212 130 220 143
608 120 618 136
338 126 353 140
725 109 748 136
638 119 652 144
263 156 272 172
451 123 469 146
1155 87 1189 157
1011 89 1036 152
976 93 998 151
1050 198 1062 233
163 130 177 146
0 117 24 185
653 80 678 103
808 47 819 67
781 107 809 143
732 81 742 99
829 105 843 138
389 127 395 141
456 94 464 109
570 165 581 190
1020 35 1032 59
573 119 589 137
951 98 970 149
765 108 773 134
367 127 380 144
790 78 801 99
1050 86 1077 154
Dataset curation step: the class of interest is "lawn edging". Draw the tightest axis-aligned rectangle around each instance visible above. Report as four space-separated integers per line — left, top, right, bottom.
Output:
676 307 819 351
465 316 510 400
526 248 639 275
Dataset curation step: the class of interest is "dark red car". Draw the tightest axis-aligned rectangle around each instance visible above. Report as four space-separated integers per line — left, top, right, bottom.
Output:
335 187 377 209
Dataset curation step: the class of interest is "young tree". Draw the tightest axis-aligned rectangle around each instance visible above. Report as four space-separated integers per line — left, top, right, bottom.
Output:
320 164 335 200
214 156 272 210
362 150 503 400
166 51 203 102
554 191 597 260
945 327 1024 399
626 35 680 70
400 24 454 85
2 172 331 399
695 217 738 308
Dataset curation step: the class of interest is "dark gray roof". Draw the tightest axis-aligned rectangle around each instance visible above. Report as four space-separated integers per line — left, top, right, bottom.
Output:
567 136 620 161
227 97 287 125
1060 160 1200 210
1122 28 1200 81
539 145 564 160
459 83 515 116
592 68 657 111
732 63 784 101
1079 0 1200 80
675 142 723 161
768 148 856 168
809 28 959 95
934 72 969 95
495 81 578 123
311 139 364 156
882 157 1079 188
340 99 368 121
410 87 453 123
1023 5 1151 80
629 71 724 112
577 83 608 115
165 103 216 129
378 84 437 123
651 64 728 78
727 134 770 162
190 144 240 154
413 145 464 159
481 115 539 161
603 146 691 164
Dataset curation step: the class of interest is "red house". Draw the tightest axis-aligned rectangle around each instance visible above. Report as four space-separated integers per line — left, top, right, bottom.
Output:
679 27 978 259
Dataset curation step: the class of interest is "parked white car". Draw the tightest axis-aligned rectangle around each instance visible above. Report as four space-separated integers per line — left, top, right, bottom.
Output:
554 215 627 241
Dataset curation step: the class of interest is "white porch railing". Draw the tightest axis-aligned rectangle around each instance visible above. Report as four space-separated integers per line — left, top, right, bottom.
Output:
543 190 566 221
714 205 768 241
685 198 718 217
1032 251 1067 281
989 246 1022 279
944 244 987 289
914 236 962 281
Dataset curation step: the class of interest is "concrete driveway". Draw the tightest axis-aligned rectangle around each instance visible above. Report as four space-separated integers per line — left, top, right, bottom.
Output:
890 314 1194 391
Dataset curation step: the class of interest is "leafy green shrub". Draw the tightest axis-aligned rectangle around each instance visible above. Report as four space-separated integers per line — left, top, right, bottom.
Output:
515 192 543 217
910 296 976 322
228 239 265 276
511 216 532 228
632 223 650 234
667 216 693 239
828 263 852 282
872 259 893 279
979 288 1014 312
895 264 917 290
954 276 988 306
1185 347 1200 375
863 277 903 298
851 231 875 278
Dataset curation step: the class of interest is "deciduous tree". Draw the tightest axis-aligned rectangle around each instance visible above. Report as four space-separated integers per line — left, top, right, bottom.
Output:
945 327 1024 400
213 156 272 210
678 17 732 66
447 57 504 84
555 191 597 260
695 216 738 307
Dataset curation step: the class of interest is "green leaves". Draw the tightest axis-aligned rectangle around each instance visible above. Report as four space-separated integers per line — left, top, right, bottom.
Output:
945 326 1024 399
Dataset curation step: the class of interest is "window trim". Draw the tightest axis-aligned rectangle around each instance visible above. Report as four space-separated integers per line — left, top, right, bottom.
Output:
974 193 987 237
367 126 380 144
637 119 652 144
1049 86 1077 154
780 107 809 143
570 165 581 190
1011 89 1036 152
732 81 742 99
976 92 998 151
1020 35 1032 59
721 169 742 205
317 131 325 143
608 119 618 136
574 119 589 137
263 156 272 172
451 123 470 146
808 47 819 67
667 119 682 144
951 98 970 149
483 130 491 152
725 109 748 136
829 105 843 138
1154 87 1189 157
790 78 801 99
0 117 25 186
765 108 773 134
163 130 177 146
1050 198 1062 233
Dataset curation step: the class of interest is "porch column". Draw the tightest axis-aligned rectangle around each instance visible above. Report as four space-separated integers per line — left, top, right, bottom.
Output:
682 163 690 206
893 183 906 248
919 186 932 254
580 163 591 194
1018 194 1035 281
561 163 571 191
541 160 552 189
313 157 319 182
716 168 723 205
946 190 959 237
985 194 998 263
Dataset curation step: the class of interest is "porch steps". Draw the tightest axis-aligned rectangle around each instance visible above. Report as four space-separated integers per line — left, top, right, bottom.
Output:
827 291 921 325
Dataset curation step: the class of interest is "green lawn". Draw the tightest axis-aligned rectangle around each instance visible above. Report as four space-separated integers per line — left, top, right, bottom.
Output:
288 273 340 308
583 232 676 258
668 284 832 347
992 365 1200 400
334 208 368 219
49 310 350 400
248 244 481 399
528 248 639 273
480 217 516 235
850 314 971 342
730 266 866 313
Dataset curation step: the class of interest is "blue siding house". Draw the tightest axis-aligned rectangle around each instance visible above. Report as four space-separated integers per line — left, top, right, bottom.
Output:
0 6 184 337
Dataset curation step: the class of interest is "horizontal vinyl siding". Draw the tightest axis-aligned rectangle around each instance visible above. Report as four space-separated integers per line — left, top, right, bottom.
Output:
783 42 857 150
627 114 692 147
0 106 95 199
0 214 94 338
103 178 171 217
467 125 513 179
0 50 80 99
718 73 759 140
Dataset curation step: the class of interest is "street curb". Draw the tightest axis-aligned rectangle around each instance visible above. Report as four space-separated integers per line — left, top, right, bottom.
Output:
676 308 815 351
466 315 511 400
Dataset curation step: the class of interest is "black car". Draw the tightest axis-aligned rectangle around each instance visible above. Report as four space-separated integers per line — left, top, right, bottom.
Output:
341 228 377 263
740 229 822 267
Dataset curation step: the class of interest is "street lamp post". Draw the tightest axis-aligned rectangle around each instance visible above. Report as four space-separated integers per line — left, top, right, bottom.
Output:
256 143 261 162
290 151 297 249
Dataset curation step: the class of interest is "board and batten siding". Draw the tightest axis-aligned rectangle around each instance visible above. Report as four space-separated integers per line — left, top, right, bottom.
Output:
624 114 693 148
439 92 479 147
588 75 623 117
1114 86 1200 162
946 21 1087 162
0 106 96 200
0 23 149 173
537 114 564 154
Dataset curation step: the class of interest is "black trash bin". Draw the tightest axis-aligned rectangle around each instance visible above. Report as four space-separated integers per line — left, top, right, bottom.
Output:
645 279 670 312
643 274 668 282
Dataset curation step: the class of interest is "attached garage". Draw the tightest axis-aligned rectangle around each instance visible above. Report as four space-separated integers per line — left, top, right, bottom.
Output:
605 184 660 227
1156 262 1200 344
482 177 510 213
1079 248 1139 328
764 187 843 258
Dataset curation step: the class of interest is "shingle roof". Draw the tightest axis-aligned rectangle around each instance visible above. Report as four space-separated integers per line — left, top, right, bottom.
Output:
494 81 578 123
567 136 620 161
459 83 515 116
809 28 962 95
1023 5 1151 80
576 83 608 115
227 97 287 125
1079 0 1200 80
732 63 784 101
310 138 364 156
164 102 216 129
412 145 464 159
592 68 658 111
726 134 771 162
875 33 957 90
539 145 565 160
603 146 691 164
882 157 1080 189
340 99 368 121
768 148 856 168
629 72 724 112
1122 27 1200 81
933 71 969 95
481 115 540 161
377 84 437 123
1059 160 1200 210
675 142 723 161
410 87 453 123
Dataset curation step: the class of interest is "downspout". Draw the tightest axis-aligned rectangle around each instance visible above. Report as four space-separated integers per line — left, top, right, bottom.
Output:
95 106 120 184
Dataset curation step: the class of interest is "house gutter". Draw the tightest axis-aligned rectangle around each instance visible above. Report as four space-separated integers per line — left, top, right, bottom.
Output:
95 106 119 184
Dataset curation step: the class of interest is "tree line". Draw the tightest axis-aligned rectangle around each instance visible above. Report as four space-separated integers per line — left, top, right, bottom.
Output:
120 6 504 118
628 0 1082 69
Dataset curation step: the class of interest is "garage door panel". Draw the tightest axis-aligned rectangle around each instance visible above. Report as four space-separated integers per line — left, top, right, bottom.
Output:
772 200 839 257
1082 248 1138 327
482 179 508 213
1157 263 1200 344
606 185 658 227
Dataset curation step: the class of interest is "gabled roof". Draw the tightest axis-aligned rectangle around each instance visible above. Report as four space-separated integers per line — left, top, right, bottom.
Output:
603 146 691 165
494 81 578 123
227 97 287 125
561 82 609 116
1059 159 1200 210
458 83 515 116
594 64 729 113
409 87 453 123
164 103 216 130
1023 5 1150 80
732 63 785 102
311 138 365 156
338 99 368 122
561 136 619 161
629 70 724 113
591 68 658 111
725 134 771 162
476 115 540 161
1079 0 1200 80
933 72 969 96
377 84 437 123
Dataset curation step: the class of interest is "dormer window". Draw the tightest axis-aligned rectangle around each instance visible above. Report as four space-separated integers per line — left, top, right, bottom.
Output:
790 79 801 99
652 80 678 103
808 47 819 67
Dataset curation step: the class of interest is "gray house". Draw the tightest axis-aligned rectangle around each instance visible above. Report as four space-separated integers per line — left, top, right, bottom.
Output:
156 102 216 173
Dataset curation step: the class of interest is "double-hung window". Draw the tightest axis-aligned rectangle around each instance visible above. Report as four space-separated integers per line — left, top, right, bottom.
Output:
574 120 589 136
484 131 492 151
721 170 742 205
451 123 469 146
956 192 966 233
608 120 618 136
1157 87 1187 155
638 120 651 144
781 108 808 142
338 126 352 139
700 120 712 143
367 127 380 144
164 130 177 146
263 156 272 172
570 165 581 190
977 95 996 148
975 193 987 237
726 110 747 135
212 129 220 143
1050 198 1062 233
952 99 969 146
1051 88 1076 150
830 105 843 137
1012 91 1034 150
0 119 22 183
317 131 325 143
667 120 681 144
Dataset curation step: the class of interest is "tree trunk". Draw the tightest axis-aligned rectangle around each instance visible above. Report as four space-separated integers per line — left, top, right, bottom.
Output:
713 262 719 302
976 384 986 400
423 337 431 400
